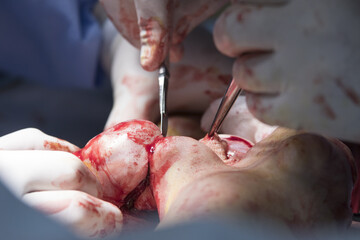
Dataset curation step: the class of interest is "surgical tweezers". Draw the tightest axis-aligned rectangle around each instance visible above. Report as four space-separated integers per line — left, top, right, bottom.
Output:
158 61 170 137
208 79 243 137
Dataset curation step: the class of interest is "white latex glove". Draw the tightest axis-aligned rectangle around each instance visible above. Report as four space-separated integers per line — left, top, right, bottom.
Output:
213 0 360 143
103 21 233 130
0 129 123 238
100 0 229 70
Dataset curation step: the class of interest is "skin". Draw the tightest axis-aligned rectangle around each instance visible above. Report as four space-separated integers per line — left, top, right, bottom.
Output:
76 120 162 210
0 120 358 236
150 128 355 235
100 0 229 71
213 0 360 143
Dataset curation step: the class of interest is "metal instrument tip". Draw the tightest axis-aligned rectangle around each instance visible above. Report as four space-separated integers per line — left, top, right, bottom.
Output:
208 79 242 137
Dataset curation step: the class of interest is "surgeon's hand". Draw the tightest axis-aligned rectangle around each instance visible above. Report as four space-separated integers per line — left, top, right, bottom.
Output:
213 0 360 143
100 0 229 71
102 20 233 130
0 129 123 238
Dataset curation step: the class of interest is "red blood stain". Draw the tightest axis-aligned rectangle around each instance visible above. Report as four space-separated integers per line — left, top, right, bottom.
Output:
76 170 84 184
43 140 74 152
173 3 210 44
75 128 111 171
336 78 360 106
101 212 117 237
139 17 168 70
50 169 86 190
150 159 174 191
174 16 190 44
121 75 145 95
170 65 229 90
204 90 224 99
236 7 252 23
98 167 127 207
247 94 272 116
75 120 162 209
218 74 232 85
127 125 161 146
223 136 253 165
314 95 336 120
105 2 140 46
77 120 157 170
244 66 254 77
225 136 254 149
78 195 102 217
237 13 244 22
147 137 177 213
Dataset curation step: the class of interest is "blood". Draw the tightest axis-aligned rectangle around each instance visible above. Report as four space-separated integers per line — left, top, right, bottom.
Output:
75 120 163 211
223 136 253 164
138 17 168 71
122 75 157 96
204 90 224 99
336 78 360 106
218 74 232 85
76 120 157 170
236 7 252 23
237 13 244 22
78 195 102 217
244 66 254 77
150 158 173 191
119 134 163 220
225 136 253 149
174 16 190 44
170 65 229 90
173 3 211 44
100 166 127 207
147 138 168 188
102 212 117 237
43 140 74 152
314 95 336 120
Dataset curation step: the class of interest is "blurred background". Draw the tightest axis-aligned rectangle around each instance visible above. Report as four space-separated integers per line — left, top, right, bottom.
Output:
0 1 112 147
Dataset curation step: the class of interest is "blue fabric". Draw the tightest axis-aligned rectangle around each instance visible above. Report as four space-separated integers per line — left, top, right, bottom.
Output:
0 0 102 88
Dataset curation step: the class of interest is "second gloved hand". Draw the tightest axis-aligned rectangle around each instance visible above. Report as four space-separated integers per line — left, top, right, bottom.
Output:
100 0 229 71
213 0 360 143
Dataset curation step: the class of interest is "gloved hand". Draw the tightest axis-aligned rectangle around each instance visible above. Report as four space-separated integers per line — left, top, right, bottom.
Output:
102 21 233 130
100 0 229 71
0 128 123 238
213 0 360 143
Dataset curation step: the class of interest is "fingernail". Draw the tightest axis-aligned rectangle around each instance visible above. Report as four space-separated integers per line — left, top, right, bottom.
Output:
140 44 163 71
